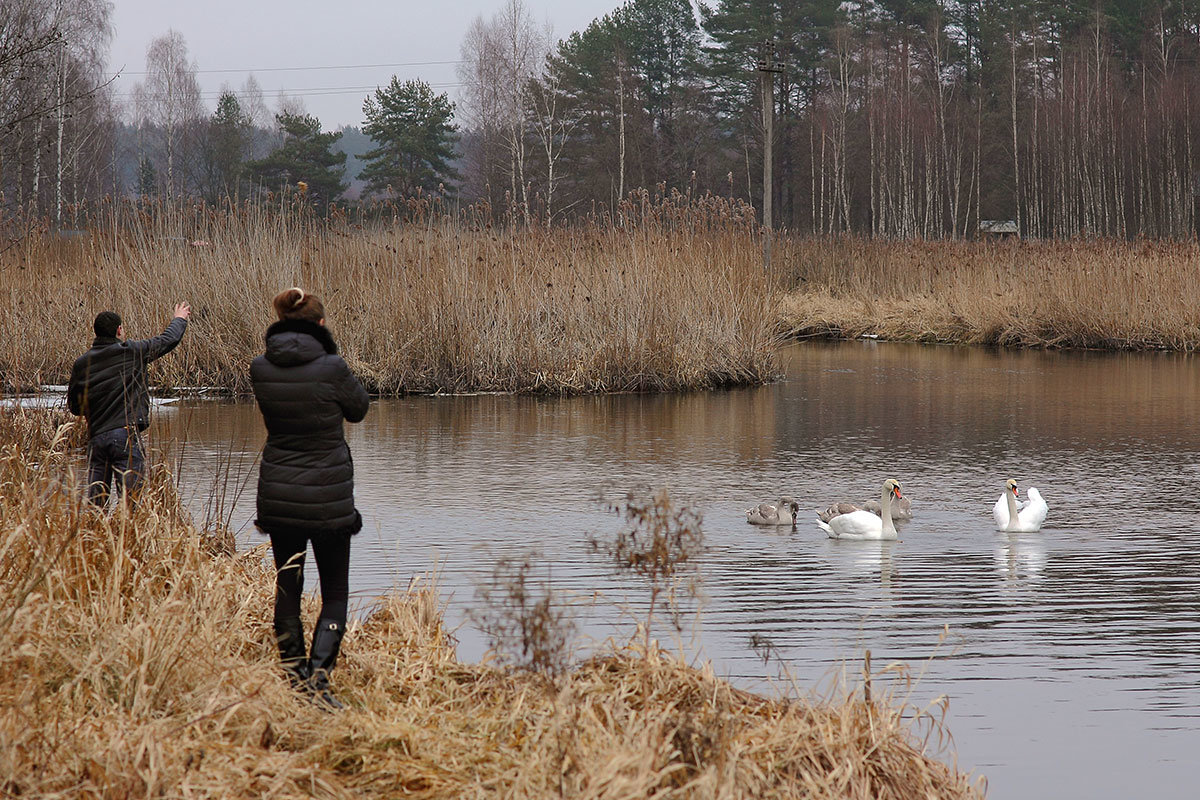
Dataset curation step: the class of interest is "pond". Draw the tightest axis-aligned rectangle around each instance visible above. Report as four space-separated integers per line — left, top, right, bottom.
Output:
157 340 1200 799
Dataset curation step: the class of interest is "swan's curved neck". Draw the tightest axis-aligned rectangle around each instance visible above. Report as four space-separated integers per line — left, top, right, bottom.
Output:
880 487 897 535
1005 491 1020 530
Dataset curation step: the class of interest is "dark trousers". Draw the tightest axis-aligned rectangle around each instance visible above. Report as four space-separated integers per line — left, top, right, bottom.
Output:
87 427 145 506
269 531 351 627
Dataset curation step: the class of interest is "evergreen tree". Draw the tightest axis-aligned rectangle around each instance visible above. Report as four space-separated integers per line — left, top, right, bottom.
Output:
136 156 158 199
205 91 251 201
624 0 702 129
700 0 780 114
359 77 458 198
623 0 709 186
700 0 842 221
246 111 347 212
544 9 648 208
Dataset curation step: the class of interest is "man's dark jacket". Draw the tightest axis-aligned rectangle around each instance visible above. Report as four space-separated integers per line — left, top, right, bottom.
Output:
251 319 370 537
67 317 187 438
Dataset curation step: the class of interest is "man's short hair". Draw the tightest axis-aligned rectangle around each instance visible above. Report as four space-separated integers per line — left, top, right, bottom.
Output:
94 311 122 338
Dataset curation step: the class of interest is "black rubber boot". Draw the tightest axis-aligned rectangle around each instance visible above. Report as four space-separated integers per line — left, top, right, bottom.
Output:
273 616 311 691
307 618 346 711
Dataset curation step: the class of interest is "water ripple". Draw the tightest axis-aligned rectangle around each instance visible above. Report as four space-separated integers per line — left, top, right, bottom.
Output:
162 340 1200 799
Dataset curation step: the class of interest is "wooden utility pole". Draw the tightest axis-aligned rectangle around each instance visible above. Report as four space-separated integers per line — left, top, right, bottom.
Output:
758 40 783 276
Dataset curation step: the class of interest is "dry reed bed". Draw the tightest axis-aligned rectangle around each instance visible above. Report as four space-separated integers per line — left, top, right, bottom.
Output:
7 212 1195 400
0 207 778 393
1 409 982 799
778 237 1200 349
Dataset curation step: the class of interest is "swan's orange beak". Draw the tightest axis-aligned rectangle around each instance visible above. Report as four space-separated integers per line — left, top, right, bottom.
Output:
892 487 903 499
1011 486 1020 497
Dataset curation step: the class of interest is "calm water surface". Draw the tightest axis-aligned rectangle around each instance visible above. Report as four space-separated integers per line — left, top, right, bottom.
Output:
158 341 1200 799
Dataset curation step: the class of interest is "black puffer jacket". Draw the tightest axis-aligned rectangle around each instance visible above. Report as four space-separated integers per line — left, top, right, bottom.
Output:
250 319 370 536
67 318 187 438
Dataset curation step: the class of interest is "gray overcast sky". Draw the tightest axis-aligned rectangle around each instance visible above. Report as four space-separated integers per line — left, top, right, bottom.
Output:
107 0 619 129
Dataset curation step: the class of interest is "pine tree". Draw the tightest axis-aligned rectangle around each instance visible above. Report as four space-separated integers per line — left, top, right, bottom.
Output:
246 112 347 213
359 77 458 198
624 0 701 130
206 91 251 201
136 156 158 199
544 10 645 208
700 0 842 223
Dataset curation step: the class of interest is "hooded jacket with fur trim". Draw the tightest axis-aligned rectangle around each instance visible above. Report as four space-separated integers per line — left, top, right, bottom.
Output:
250 319 370 536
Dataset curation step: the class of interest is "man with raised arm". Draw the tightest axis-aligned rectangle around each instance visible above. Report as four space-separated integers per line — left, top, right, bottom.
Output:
68 303 191 505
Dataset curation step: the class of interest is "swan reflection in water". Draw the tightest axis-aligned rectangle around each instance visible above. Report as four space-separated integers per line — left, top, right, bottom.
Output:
994 532 1047 586
827 538 896 591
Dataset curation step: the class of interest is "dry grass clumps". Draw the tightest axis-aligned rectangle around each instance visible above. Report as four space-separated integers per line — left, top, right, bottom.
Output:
0 202 779 394
2 410 982 798
778 237 1200 349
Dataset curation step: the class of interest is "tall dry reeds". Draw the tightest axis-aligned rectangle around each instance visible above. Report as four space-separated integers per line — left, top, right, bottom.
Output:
8 202 1195 400
777 237 1200 349
1 409 983 799
0 199 778 394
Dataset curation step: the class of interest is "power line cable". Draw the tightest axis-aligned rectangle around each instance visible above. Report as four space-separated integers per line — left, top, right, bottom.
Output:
111 59 466 77
112 82 466 100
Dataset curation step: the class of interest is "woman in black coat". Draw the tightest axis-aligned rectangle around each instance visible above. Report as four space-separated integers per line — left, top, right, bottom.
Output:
251 287 370 709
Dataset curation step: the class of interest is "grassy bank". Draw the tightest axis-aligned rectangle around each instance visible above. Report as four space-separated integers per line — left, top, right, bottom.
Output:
777 237 1200 350
1 409 982 799
0 202 777 394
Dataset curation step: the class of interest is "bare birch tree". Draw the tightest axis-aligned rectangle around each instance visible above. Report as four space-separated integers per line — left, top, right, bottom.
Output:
458 15 506 209
133 30 202 199
498 0 546 224
48 0 111 225
528 53 576 222
457 1 547 224
240 74 268 128
0 0 113 221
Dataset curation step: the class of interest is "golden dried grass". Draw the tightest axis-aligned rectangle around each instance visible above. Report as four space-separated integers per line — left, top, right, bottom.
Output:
778 236 1200 349
0 201 778 394
1 409 983 799
9 207 1191 401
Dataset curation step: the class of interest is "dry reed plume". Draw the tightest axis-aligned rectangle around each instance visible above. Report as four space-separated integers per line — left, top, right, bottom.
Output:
777 236 1200 349
1 409 983 799
0 200 778 394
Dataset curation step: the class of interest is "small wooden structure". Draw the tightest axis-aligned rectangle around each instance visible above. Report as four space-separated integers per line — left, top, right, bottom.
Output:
978 219 1018 238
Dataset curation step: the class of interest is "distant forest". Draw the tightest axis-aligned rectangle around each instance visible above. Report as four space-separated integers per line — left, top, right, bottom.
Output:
6 0 1200 237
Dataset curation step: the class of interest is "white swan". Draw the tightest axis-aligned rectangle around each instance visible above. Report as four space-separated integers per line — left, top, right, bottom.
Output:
992 478 1048 532
817 479 902 540
746 497 799 526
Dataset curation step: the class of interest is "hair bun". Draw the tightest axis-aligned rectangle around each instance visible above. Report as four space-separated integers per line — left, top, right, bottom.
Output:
272 286 325 323
280 287 305 310
274 287 302 317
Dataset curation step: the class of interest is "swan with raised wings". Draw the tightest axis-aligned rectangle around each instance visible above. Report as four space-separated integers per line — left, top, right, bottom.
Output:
817 479 903 540
993 478 1048 532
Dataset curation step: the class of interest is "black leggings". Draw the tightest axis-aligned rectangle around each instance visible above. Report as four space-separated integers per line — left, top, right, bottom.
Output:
269 531 351 626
